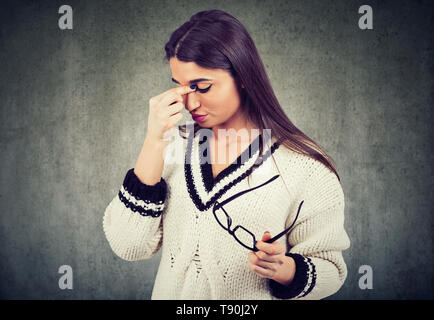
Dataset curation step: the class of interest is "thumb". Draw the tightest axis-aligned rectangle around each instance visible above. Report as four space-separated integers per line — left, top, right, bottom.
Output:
261 231 272 242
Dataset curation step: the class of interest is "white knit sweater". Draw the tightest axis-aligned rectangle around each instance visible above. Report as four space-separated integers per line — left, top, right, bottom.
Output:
103 127 350 300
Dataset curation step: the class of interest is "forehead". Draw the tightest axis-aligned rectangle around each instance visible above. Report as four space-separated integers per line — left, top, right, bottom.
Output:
169 58 229 83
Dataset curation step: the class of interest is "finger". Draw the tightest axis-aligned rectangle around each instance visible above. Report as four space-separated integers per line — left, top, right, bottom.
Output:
253 232 275 256
252 256 278 272
173 85 197 96
254 250 279 263
255 240 285 256
257 261 277 273
248 261 274 279
163 102 184 118
151 85 195 104
153 85 196 107
166 112 183 129
249 250 278 265
157 91 184 109
261 231 272 242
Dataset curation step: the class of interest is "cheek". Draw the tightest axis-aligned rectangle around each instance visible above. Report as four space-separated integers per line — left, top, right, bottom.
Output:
206 93 238 111
200 85 241 114
197 94 218 111
219 96 241 115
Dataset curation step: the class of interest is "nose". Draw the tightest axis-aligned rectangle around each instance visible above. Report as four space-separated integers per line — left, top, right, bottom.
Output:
184 91 200 112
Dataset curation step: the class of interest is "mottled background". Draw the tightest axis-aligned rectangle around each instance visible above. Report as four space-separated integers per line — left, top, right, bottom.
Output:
0 0 433 299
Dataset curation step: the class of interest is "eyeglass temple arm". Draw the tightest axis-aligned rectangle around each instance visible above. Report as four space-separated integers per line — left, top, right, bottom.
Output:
265 200 304 243
216 174 281 208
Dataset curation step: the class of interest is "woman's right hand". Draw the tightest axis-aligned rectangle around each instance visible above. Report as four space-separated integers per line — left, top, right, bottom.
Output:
145 85 196 145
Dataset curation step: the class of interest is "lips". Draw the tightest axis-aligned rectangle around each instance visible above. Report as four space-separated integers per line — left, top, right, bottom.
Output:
191 113 208 122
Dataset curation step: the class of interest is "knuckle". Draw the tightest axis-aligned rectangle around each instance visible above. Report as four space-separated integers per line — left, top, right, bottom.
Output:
256 256 262 265
251 255 258 264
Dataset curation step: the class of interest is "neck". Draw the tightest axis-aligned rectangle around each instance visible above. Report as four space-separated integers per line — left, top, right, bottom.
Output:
211 113 260 146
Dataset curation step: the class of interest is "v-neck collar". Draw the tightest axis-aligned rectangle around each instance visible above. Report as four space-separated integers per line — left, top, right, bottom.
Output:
184 127 280 212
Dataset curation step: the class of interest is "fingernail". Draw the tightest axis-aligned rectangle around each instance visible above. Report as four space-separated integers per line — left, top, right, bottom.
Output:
264 231 270 234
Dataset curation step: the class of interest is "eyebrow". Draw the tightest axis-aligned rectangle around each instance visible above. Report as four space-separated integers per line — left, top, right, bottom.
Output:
171 77 213 85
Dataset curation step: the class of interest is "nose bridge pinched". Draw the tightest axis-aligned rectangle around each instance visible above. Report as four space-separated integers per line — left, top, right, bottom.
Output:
184 92 200 111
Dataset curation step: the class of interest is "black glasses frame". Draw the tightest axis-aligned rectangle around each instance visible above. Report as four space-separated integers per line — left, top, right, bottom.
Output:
212 174 304 252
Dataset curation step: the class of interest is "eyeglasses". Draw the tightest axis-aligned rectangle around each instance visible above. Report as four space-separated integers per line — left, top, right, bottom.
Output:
212 174 304 252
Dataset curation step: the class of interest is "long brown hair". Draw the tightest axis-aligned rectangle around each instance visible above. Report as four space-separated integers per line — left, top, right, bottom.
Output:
164 9 340 182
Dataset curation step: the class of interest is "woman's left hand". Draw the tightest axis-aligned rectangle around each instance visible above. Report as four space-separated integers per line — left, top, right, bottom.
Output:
247 232 296 286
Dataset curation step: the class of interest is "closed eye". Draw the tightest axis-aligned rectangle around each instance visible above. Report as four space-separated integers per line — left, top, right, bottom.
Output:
191 84 212 94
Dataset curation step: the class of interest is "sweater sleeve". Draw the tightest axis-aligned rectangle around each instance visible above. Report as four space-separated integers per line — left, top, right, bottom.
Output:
102 168 167 261
268 159 351 300
102 133 181 262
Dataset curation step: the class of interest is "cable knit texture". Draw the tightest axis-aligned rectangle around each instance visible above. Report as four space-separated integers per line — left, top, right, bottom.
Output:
103 127 350 299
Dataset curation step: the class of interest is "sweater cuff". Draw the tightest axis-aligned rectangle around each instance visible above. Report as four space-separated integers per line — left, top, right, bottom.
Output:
267 253 317 299
117 168 167 217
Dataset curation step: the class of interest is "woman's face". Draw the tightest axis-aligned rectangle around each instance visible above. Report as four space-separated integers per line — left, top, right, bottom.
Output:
169 57 247 133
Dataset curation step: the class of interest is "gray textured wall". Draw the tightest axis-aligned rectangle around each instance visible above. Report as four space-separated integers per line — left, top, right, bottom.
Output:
0 0 433 300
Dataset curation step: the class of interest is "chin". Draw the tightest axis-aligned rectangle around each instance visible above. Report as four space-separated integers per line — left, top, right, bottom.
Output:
196 120 212 128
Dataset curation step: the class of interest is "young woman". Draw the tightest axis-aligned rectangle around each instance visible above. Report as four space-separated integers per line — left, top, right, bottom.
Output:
103 9 350 300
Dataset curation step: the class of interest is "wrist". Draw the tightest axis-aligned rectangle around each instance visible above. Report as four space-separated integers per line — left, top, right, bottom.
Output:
144 136 169 151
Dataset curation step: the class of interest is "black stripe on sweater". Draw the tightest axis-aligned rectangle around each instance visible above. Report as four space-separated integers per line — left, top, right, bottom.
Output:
117 168 167 217
184 129 280 212
267 253 317 299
